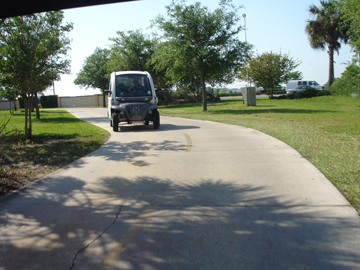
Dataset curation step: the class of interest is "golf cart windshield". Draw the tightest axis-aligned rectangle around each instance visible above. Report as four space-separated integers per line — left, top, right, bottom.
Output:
115 74 152 97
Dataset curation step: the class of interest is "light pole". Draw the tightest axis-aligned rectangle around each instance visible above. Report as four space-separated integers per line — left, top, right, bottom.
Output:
242 13 249 86
242 13 247 43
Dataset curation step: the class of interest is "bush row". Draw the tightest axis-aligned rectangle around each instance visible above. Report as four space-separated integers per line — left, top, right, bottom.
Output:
17 95 58 109
156 89 220 105
40 95 58 108
218 92 242 97
275 88 331 100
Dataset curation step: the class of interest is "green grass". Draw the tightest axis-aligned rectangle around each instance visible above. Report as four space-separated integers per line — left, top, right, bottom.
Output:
159 96 360 213
0 109 110 194
1 109 109 145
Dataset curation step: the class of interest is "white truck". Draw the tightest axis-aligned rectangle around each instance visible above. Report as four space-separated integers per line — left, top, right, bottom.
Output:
106 71 160 132
286 80 325 94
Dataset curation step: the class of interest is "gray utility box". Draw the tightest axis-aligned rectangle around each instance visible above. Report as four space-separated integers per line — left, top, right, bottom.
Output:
241 87 256 106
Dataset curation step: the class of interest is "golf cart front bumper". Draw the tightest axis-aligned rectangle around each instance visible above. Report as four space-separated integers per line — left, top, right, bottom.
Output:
111 103 158 122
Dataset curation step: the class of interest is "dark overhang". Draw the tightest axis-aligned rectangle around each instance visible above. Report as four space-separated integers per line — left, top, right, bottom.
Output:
0 0 137 19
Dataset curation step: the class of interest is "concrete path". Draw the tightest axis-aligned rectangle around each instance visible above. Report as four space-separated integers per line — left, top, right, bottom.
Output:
0 108 359 270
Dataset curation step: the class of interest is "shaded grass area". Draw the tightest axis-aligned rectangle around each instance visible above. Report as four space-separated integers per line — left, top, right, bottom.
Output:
159 96 360 213
0 110 110 195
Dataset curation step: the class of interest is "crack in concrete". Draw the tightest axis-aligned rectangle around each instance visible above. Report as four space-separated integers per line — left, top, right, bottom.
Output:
69 205 123 270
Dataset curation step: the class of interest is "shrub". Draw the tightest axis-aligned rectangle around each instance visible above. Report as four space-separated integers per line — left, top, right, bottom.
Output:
40 95 58 108
218 92 242 97
18 97 37 110
330 60 360 96
299 87 319 98
185 94 199 103
274 94 289 100
18 97 24 109
0 118 21 160
156 89 173 105
286 88 330 99
206 88 221 101
173 91 188 100
331 76 360 96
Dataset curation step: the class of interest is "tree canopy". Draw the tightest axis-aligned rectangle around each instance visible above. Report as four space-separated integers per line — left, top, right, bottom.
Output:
239 52 301 98
151 0 251 111
0 11 73 139
107 29 168 88
305 0 349 87
330 57 360 96
108 29 154 72
339 0 360 55
74 47 110 107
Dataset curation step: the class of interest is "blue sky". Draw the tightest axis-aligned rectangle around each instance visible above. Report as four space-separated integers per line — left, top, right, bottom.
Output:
49 0 354 96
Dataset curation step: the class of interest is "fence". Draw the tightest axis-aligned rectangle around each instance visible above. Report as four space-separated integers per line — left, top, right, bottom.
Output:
0 94 107 110
0 100 19 110
57 94 107 108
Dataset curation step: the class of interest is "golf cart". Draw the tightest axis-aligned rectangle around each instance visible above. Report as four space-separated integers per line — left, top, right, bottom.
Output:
106 71 160 132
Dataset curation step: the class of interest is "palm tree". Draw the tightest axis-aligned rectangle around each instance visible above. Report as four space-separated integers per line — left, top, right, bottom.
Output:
305 0 349 87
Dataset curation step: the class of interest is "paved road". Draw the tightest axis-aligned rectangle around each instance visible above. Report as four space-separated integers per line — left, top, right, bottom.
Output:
1 108 360 270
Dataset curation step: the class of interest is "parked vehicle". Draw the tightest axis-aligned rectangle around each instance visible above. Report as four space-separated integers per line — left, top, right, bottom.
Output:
106 71 160 132
286 80 324 92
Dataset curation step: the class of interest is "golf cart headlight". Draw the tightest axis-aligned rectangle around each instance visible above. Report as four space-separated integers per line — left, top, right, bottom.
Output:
117 98 126 102
148 110 152 114
144 97 152 101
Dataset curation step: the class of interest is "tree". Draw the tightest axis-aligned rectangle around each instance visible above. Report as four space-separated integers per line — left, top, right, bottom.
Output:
152 0 251 111
0 85 20 113
107 29 169 89
0 11 73 139
330 57 360 95
74 47 110 107
305 0 349 87
239 52 301 98
284 71 303 83
338 0 360 56
108 29 154 71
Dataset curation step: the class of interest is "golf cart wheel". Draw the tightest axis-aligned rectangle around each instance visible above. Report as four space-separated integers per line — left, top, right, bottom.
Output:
112 113 119 132
153 110 160 129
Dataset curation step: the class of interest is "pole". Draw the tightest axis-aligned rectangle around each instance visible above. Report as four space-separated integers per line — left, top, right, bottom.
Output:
243 13 247 43
242 14 249 87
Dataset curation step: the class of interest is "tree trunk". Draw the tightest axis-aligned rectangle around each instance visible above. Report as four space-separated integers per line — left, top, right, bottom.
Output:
24 97 29 140
328 48 335 87
9 101 13 114
268 88 274 99
265 88 271 99
35 93 40 119
201 74 207 112
103 90 106 107
29 94 33 139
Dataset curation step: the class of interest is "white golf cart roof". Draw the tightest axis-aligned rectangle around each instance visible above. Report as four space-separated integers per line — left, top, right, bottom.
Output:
114 71 149 76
